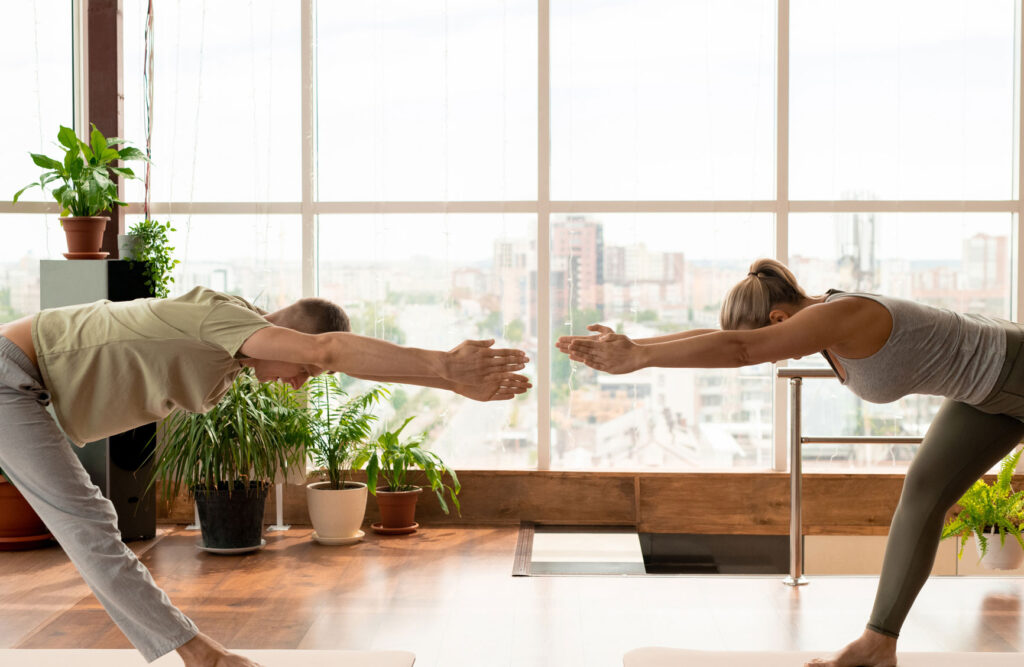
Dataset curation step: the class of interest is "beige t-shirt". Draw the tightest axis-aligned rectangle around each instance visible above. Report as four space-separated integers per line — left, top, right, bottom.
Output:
32 286 272 446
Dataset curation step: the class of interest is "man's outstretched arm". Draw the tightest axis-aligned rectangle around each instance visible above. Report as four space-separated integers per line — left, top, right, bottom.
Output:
239 326 528 386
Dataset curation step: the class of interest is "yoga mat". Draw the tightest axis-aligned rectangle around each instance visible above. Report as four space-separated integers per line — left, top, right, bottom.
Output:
0 649 416 666
624 647 1022 666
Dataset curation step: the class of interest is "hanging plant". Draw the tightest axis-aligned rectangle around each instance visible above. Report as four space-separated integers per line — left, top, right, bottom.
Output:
126 219 179 298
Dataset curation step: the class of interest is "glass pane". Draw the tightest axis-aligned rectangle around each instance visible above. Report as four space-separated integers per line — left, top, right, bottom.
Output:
0 215 66 323
126 214 302 309
318 214 538 468
551 0 775 201
790 212 1012 471
0 1 73 202
551 213 774 469
791 0 1015 200
123 1 301 203
316 1 537 201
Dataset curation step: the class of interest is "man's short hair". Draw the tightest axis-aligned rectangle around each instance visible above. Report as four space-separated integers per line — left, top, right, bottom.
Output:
291 297 350 334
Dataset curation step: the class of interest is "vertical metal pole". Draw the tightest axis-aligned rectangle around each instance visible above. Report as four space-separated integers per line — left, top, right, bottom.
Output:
784 376 808 586
268 482 290 532
187 503 200 531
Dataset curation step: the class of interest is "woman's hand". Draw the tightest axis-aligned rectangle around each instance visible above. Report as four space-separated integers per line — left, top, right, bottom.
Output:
453 372 533 402
556 324 615 363
564 324 646 375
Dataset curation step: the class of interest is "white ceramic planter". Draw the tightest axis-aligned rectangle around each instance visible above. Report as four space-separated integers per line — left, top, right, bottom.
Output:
976 528 1024 570
306 481 367 541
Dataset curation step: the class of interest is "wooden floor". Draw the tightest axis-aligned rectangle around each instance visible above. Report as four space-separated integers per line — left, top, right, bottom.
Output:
2 525 1024 666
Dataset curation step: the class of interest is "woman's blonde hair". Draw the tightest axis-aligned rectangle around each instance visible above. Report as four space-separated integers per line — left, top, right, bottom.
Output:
719 258 808 330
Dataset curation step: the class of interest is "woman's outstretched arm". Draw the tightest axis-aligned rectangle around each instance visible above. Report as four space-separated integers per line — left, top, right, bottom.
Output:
563 300 857 374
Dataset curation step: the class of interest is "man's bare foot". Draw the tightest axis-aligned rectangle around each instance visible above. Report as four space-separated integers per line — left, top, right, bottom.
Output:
176 632 263 667
804 628 898 667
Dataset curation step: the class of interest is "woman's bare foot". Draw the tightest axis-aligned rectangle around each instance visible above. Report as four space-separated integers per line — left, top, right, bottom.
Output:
177 632 263 667
804 628 898 667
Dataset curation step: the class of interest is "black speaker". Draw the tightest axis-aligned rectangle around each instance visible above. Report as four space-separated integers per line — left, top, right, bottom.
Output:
40 259 158 540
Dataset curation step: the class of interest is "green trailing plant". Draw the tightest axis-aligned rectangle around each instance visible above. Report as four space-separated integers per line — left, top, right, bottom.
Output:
13 124 148 217
150 369 314 500
308 375 389 490
354 416 461 515
941 448 1024 559
127 219 180 298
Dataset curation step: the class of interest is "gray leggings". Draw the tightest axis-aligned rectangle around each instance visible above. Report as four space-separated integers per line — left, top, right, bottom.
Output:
0 336 197 662
868 320 1024 638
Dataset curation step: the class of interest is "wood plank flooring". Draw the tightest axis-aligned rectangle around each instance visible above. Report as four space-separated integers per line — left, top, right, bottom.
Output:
2 525 1024 666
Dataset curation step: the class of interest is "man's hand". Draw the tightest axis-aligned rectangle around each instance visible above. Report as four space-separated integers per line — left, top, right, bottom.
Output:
453 372 533 402
565 324 645 375
443 339 529 385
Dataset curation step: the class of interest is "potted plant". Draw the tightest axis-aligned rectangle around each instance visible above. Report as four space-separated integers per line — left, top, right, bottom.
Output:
942 448 1024 570
305 375 389 545
13 124 148 258
120 219 180 298
150 369 312 552
0 466 52 551
354 416 461 535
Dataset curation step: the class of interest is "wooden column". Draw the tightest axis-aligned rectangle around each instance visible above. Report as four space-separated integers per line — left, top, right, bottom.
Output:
87 0 124 257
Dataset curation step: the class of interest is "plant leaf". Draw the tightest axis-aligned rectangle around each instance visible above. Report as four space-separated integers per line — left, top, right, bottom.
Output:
30 153 63 171
57 125 78 149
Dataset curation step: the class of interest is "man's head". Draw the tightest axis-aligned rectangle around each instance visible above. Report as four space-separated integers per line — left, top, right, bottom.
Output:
241 297 350 388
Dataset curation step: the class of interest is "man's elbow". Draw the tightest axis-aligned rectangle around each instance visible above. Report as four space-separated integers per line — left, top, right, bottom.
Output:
312 334 338 370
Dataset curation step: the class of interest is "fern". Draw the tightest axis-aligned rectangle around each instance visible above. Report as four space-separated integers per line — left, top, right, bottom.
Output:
941 448 1024 560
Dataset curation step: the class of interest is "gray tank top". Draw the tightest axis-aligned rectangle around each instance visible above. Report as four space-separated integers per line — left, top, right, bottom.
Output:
822 292 1006 405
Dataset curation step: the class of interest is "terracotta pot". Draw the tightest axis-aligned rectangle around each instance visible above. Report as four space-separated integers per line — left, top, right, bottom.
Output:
60 216 109 254
0 476 52 551
306 481 367 540
374 487 423 531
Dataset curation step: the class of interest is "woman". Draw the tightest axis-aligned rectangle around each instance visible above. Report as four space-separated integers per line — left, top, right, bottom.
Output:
557 258 1024 667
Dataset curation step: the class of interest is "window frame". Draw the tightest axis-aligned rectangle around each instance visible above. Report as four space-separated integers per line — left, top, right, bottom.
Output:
3 0 1021 473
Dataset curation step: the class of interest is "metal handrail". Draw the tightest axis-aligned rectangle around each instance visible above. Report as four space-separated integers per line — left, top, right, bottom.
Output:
778 368 925 587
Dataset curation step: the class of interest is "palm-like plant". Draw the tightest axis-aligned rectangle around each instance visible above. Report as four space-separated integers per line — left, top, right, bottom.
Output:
354 417 462 515
308 375 389 489
151 369 313 499
942 448 1024 558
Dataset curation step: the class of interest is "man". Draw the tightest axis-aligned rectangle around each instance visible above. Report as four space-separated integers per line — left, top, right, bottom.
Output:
0 286 530 665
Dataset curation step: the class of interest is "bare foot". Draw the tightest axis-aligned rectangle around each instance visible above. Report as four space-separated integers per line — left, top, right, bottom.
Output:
177 632 263 667
804 628 898 667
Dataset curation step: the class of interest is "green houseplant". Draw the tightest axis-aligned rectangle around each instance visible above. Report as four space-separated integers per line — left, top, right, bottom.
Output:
0 466 52 551
941 448 1024 569
305 376 389 544
151 369 313 551
354 416 461 535
122 219 180 298
13 124 148 257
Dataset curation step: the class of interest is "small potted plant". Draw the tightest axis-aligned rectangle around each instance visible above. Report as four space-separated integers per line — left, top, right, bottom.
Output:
13 124 149 258
306 375 389 545
942 448 1024 570
0 466 52 551
150 369 312 552
354 416 461 535
120 219 180 297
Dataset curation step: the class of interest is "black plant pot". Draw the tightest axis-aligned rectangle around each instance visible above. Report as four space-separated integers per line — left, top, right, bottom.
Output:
194 481 269 550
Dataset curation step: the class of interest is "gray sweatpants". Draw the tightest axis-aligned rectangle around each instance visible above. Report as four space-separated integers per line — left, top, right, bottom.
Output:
0 336 198 661
868 319 1024 638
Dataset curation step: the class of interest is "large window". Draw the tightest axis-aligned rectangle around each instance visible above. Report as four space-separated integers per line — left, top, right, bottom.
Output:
3 1 1017 471
0 2 74 323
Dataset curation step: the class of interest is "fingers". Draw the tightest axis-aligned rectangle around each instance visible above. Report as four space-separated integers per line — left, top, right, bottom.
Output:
465 339 496 347
587 323 613 334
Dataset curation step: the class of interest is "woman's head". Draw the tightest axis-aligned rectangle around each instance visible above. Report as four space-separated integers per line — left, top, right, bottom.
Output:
720 258 808 330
